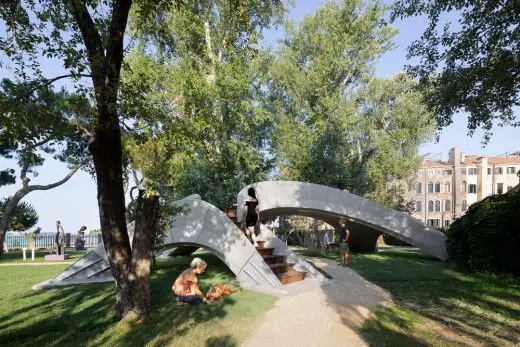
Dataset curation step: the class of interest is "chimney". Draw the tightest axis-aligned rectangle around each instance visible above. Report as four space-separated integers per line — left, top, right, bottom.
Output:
449 146 461 164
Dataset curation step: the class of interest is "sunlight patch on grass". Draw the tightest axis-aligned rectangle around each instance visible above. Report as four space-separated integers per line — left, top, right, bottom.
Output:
0 254 276 347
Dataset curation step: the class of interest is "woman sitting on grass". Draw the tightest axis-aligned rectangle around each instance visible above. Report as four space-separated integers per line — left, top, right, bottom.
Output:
172 257 208 304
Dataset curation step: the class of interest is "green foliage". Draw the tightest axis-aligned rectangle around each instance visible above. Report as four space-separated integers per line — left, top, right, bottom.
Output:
0 79 90 182
268 0 434 200
391 0 520 141
446 192 520 275
123 1 286 208
0 198 38 231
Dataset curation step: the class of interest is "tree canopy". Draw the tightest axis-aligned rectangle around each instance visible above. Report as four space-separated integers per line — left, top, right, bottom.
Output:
391 0 520 141
0 198 38 232
123 0 285 208
268 0 434 204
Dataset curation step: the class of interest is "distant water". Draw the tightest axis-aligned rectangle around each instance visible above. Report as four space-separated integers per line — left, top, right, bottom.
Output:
4 232 55 248
5 233 29 247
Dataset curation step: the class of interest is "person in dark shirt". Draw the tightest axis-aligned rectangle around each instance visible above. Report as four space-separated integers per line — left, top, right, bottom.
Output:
240 187 260 247
339 218 350 266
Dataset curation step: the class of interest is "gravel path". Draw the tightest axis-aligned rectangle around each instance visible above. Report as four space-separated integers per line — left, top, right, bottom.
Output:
243 257 391 347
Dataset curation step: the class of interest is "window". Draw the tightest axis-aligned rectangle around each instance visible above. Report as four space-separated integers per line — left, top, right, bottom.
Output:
495 167 503 174
428 200 434 212
461 181 467 193
415 201 422 212
507 167 516 174
445 181 451 193
468 168 477 175
428 182 434 193
497 183 504 194
435 182 441 193
461 168 467 174
427 219 440 227
468 184 477 194
445 200 451 212
487 168 491 175
444 220 451 227
444 170 452 175
462 200 467 211
415 182 422 194
435 169 441 175
508 186 513 192
435 200 441 212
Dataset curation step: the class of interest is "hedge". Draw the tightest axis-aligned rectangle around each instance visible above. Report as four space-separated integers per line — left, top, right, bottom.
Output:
446 191 520 275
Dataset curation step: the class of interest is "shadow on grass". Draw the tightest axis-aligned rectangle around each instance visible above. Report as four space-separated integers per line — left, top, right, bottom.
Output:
0 254 242 347
298 247 520 346
205 335 237 347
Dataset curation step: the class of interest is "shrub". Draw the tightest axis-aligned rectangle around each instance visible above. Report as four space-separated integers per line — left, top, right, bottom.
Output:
446 192 520 275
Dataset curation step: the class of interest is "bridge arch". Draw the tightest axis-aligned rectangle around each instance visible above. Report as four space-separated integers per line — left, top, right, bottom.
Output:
237 181 447 260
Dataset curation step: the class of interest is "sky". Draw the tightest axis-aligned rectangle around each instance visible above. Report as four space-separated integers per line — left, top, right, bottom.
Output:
1 0 519 234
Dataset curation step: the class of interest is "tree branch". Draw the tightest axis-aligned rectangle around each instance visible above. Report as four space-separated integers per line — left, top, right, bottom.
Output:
27 157 91 192
9 74 92 103
20 162 30 188
65 0 106 90
105 0 133 100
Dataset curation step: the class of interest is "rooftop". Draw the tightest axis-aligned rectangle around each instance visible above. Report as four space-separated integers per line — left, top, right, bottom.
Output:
463 154 520 165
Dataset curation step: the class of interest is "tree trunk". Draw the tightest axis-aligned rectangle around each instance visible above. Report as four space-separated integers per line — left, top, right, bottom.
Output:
0 190 28 258
131 190 160 319
90 104 134 320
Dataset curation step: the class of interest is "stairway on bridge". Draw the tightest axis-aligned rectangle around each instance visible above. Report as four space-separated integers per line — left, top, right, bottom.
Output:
224 207 306 286
255 241 306 285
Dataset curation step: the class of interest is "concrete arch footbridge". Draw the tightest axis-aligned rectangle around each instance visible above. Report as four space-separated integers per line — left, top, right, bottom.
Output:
237 181 447 261
34 181 447 292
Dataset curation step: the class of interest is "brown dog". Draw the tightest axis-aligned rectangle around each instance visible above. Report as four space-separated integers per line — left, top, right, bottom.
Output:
206 283 240 301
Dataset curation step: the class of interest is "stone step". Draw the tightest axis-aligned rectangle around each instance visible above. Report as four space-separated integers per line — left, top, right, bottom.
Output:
262 255 286 264
256 240 266 249
276 271 306 285
269 263 295 274
256 247 274 256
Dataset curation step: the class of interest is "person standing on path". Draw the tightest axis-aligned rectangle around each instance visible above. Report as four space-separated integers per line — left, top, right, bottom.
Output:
339 218 350 266
240 187 261 247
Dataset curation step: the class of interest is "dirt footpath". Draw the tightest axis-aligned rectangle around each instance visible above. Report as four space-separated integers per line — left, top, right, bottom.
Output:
242 257 391 347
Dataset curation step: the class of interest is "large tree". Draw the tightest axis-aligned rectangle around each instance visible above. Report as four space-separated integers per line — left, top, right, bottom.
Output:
122 1 285 208
269 1 434 202
0 0 285 321
0 0 166 321
391 0 520 141
0 80 89 257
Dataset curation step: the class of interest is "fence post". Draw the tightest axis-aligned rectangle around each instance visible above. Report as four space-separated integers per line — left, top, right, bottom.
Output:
22 248 27 261
31 248 35 261
65 233 71 248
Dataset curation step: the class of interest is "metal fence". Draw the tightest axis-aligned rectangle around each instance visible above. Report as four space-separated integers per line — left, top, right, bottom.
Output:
4 232 102 249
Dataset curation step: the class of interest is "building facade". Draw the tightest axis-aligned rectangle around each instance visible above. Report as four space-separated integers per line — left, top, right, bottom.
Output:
405 147 520 227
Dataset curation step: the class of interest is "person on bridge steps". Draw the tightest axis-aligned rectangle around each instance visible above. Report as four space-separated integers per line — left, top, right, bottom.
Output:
339 218 350 266
172 257 208 305
240 187 261 248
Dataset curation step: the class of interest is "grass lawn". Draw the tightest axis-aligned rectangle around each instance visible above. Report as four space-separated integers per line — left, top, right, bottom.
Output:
0 248 88 264
0 253 276 347
296 247 520 346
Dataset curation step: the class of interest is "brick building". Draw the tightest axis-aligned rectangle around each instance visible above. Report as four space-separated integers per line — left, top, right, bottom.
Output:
405 147 520 227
